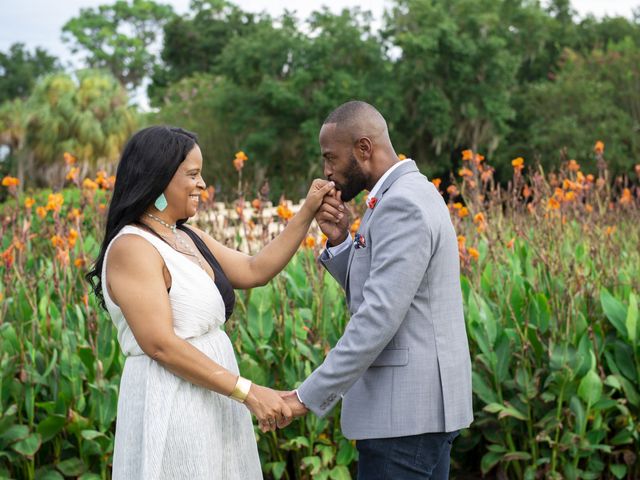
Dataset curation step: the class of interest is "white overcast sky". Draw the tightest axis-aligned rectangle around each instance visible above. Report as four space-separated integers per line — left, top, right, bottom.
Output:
1 0 638 64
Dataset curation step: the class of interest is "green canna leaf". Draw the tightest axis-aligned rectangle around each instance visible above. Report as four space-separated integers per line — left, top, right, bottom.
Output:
578 369 602 405
600 289 627 338
625 292 637 345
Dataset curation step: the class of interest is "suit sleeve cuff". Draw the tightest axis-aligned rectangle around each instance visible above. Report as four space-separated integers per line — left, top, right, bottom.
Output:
326 235 352 258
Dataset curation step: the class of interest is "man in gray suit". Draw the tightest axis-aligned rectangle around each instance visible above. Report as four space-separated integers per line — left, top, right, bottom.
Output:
284 101 473 479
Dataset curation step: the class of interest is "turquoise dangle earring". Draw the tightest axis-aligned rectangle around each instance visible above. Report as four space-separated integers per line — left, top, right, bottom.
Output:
154 193 168 211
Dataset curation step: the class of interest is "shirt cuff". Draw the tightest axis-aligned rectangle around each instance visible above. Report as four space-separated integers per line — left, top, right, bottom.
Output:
294 389 306 406
326 235 352 258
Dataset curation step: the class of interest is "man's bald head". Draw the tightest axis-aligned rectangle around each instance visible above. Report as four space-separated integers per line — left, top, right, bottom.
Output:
323 101 390 144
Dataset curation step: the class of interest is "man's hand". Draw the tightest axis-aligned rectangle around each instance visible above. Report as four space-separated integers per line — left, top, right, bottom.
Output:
278 390 309 420
315 190 350 246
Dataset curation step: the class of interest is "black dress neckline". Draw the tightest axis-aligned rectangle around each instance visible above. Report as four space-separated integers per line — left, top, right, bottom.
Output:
178 225 236 320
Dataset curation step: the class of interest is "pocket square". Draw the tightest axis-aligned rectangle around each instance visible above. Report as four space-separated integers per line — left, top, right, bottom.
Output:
354 233 367 249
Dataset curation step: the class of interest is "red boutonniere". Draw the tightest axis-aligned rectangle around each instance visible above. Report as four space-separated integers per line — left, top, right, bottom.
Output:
367 196 378 209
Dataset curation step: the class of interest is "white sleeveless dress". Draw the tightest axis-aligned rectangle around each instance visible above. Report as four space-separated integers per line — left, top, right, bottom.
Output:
102 225 262 479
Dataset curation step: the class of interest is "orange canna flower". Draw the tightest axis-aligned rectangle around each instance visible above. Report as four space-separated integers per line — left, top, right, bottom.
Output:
1 176 20 187
304 236 316 249
201 189 210 202
447 185 459 197
24 197 36 209
432 178 442 189
45 193 64 212
585 204 593 213
63 152 76 165
567 159 580 172
98 203 107 214
620 188 633 205
68 229 79 248
457 235 466 247
473 153 485 164
458 167 473 178
547 198 561 210
1 246 15 269
522 185 532 198
82 178 99 190
277 204 294 221
506 238 515 249
67 208 83 222
554 188 565 201
565 191 575 202
96 171 111 189
66 167 79 182
74 258 86 268
511 157 524 171
51 235 65 249
605 225 616 236
398 153 407 160
36 206 47 219
46 194 63 211
458 207 469 218
594 141 604 154
233 151 248 172
251 198 262 210
586 174 595 183
473 212 485 225
467 247 480 261
321 233 328 245
461 150 473 161
105 175 116 190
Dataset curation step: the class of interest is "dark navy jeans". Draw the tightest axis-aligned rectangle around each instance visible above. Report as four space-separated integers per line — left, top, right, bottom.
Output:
356 431 459 479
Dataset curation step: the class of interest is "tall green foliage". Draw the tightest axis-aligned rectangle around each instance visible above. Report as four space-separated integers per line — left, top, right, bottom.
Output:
25 70 138 177
514 43 640 172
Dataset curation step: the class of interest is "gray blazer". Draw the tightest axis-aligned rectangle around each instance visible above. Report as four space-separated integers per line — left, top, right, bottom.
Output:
297 160 473 440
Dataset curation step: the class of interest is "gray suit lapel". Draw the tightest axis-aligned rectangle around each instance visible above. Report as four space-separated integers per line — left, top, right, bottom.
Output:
344 160 420 300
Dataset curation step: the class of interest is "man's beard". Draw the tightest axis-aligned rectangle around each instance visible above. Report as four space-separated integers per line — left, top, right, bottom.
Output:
335 154 367 202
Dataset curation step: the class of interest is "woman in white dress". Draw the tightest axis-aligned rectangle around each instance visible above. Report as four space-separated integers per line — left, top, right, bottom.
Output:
86 126 336 479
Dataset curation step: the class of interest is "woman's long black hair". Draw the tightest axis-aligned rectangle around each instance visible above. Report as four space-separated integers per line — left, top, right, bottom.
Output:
86 125 198 310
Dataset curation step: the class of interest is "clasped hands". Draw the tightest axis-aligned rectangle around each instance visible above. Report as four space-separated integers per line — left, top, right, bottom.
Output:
246 388 309 433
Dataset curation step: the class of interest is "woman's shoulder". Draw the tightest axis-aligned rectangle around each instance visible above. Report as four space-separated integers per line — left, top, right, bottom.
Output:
108 226 164 266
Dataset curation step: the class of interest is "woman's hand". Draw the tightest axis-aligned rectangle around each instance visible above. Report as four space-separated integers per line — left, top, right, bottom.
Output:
299 179 336 221
244 384 294 432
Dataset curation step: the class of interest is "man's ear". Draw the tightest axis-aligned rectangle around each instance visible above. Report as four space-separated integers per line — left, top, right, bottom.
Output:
355 137 373 161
